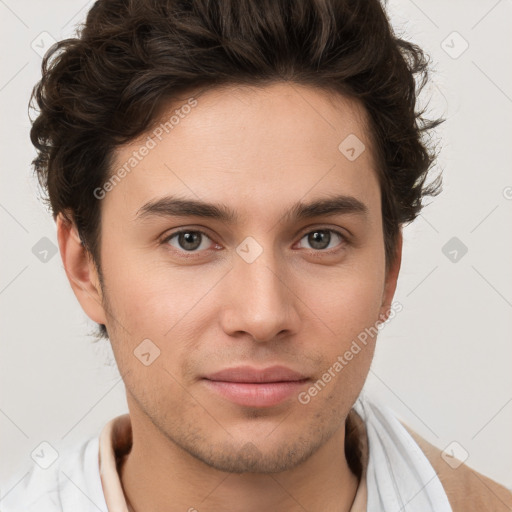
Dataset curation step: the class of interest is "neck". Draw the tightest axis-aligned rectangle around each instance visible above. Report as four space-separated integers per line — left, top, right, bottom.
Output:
119 409 362 512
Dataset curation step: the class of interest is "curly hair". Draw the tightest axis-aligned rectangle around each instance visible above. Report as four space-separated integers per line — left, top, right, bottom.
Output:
29 0 443 344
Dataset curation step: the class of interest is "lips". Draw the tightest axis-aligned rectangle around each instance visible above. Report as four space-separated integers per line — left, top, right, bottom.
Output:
202 365 310 407
203 365 308 383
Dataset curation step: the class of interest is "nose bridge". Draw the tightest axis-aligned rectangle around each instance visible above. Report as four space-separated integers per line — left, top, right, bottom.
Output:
225 235 298 341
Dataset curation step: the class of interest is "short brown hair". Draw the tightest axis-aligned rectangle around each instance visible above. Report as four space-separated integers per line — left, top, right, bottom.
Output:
30 0 443 341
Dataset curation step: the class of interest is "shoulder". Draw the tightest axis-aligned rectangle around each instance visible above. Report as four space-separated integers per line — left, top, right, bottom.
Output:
402 423 512 512
0 435 106 512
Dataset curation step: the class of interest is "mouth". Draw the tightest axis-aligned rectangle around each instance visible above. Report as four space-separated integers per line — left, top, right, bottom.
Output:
202 365 310 407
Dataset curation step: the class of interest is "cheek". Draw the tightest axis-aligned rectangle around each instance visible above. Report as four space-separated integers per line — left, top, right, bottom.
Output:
297 257 385 338
301 275 383 405
101 238 212 335
314 288 381 384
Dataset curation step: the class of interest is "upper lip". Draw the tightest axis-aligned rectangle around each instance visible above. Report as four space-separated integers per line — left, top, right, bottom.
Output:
203 365 308 383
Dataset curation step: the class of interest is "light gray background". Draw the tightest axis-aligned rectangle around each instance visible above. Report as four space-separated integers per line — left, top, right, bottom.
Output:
1 0 511 494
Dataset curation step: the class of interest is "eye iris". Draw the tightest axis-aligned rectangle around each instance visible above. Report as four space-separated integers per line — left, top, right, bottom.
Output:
179 231 202 251
308 230 331 250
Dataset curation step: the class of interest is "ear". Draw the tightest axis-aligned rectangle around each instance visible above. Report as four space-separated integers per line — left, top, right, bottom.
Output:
56 212 107 325
379 228 403 322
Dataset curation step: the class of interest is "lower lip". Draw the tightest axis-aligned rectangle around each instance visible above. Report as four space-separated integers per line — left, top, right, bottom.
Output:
202 379 309 407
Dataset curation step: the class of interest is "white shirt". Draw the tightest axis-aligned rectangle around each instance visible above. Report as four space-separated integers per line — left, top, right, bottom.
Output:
0 394 452 511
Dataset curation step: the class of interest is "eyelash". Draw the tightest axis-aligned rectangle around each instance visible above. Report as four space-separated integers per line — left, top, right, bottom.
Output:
160 227 348 258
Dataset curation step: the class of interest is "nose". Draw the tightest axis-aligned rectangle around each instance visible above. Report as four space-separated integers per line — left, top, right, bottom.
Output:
219 244 301 343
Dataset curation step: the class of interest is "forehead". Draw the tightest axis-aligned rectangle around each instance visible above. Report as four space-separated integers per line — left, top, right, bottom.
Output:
105 82 381 226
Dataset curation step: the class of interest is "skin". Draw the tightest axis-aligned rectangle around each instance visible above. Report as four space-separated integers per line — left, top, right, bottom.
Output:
57 82 402 512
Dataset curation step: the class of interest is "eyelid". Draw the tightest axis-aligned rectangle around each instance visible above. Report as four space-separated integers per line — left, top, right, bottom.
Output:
296 224 349 241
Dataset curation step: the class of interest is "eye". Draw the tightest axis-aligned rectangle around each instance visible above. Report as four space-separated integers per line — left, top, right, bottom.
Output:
161 227 348 257
162 229 217 254
296 229 347 252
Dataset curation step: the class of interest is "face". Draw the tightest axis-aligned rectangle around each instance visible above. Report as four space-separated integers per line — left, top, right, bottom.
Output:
67 82 400 473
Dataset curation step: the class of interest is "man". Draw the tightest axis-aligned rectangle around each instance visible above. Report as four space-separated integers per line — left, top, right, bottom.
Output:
1 0 511 510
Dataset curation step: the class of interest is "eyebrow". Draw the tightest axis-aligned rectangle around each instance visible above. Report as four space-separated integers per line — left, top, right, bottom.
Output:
134 194 369 224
